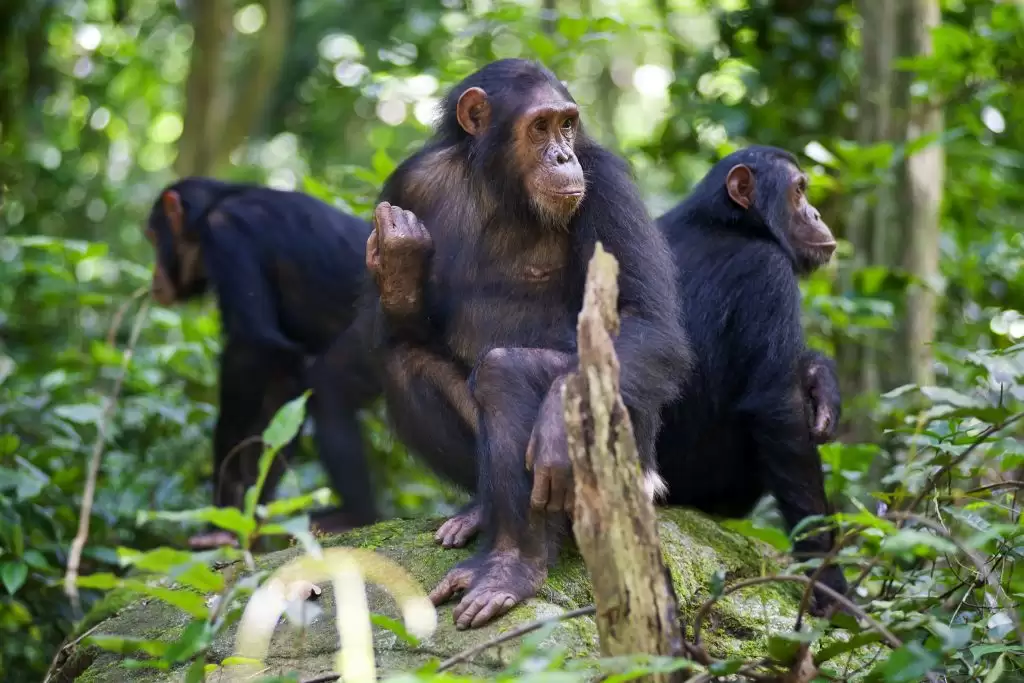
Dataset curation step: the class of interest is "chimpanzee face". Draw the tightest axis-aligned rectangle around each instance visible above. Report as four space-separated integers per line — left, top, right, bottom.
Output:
144 190 205 305
455 84 585 228
781 164 836 273
726 160 836 275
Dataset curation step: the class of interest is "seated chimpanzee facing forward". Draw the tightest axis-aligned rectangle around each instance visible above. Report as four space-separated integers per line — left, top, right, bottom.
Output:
143 178 380 548
655 145 847 612
360 58 689 629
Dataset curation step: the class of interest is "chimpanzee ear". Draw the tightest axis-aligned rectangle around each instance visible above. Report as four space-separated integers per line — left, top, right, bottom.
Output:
161 190 185 238
456 87 491 136
725 164 754 210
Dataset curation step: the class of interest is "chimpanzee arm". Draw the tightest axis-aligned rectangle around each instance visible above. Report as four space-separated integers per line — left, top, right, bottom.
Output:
199 221 300 354
575 146 691 457
800 349 842 444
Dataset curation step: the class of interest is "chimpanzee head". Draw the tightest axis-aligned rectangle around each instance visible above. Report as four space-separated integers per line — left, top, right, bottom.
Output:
440 59 586 229
143 178 214 305
716 145 837 275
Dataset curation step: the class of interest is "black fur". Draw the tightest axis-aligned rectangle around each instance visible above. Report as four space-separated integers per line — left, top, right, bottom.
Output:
147 178 380 529
365 59 688 612
654 145 846 608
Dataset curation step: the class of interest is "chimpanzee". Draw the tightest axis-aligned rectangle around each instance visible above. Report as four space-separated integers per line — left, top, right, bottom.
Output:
654 145 847 610
144 178 380 548
360 58 688 629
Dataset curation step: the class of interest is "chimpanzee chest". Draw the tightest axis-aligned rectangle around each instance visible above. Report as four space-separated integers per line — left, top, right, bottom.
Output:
430 234 577 366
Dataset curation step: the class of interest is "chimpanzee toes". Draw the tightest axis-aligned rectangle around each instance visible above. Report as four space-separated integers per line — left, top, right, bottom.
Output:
454 590 518 630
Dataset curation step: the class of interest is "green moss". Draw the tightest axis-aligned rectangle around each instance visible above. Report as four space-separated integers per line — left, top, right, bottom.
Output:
66 509 866 682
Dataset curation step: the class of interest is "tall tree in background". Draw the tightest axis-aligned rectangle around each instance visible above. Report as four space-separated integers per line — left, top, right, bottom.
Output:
175 0 292 178
899 0 944 387
840 0 944 433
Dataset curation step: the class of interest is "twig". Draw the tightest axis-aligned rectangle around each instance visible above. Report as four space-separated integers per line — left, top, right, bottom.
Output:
64 299 151 616
105 285 149 345
42 623 102 683
904 412 1024 514
436 605 596 673
885 511 1024 647
795 526 862 632
848 412 1024 596
964 480 1024 496
298 606 599 683
691 575 902 651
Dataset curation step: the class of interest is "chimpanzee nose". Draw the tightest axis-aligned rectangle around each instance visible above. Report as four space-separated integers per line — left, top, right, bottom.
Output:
555 150 570 164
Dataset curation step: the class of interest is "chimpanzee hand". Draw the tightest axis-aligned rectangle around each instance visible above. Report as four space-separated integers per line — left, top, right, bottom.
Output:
367 202 433 318
802 352 841 445
525 376 573 513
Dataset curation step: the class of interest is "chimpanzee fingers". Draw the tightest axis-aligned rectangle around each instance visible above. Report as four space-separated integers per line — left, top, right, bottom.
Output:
546 468 569 512
529 468 551 510
373 202 393 233
812 408 834 444
524 430 537 471
435 514 479 548
365 228 380 273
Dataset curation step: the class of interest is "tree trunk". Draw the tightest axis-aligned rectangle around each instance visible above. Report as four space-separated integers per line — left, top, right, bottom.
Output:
564 244 685 680
899 0 944 387
211 0 293 171
837 0 902 437
175 0 233 177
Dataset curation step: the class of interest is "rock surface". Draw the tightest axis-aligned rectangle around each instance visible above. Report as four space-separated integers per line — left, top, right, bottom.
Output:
61 509 807 682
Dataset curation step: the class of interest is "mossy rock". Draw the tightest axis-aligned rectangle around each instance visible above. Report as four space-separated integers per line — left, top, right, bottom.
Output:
60 508 822 682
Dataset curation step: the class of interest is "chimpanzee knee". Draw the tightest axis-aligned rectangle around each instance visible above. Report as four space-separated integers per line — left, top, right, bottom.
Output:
469 347 573 410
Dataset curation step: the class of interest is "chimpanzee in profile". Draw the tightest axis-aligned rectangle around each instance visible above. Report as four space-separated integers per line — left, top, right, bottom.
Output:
359 58 689 629
654 145 847 611
143 178 380 548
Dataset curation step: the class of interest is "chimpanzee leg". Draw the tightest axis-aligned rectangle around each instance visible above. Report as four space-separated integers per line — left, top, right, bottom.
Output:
306 333 381 531
192 343 302 549
430 347 573 630
379 344 480 492
752 387 847 612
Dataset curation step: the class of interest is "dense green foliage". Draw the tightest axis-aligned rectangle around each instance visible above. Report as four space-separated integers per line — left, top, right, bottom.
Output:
1 0 1022 681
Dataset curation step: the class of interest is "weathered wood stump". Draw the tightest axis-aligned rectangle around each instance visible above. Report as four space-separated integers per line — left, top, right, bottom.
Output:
564 243 685 680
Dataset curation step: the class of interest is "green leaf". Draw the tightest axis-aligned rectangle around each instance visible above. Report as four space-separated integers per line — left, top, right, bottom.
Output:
815 631 883 663
709 658 744 676
983 654 1006 683
118 546 195 572
880 644 939 683
87 635 170 657
371 614 421 647
261 393 309 452
76 572 121 590
1 561 28 594
881 529 957 556
721 519 792 551
121 580 210 619
138 507 256 537
767 630 822 665
260 487 333 519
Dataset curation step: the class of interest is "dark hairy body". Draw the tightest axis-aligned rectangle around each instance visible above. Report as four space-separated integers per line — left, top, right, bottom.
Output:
360 58 688 628
144 178 380 548
655 146 847 611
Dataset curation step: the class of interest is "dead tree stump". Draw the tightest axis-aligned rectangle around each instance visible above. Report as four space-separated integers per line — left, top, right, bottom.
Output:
564 243 685 678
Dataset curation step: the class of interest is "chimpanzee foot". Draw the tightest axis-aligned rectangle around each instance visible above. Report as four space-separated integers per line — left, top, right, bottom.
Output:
808 564 849 617
188 530 238 550
428 550 546 629
435 505 482 548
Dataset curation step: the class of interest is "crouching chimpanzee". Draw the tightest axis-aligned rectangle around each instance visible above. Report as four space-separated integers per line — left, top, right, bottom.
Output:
655 146 847 612
359 58 689 629
143 179 380 548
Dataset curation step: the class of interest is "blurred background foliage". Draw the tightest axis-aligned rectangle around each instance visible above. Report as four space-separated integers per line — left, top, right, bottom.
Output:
1 0 1023 680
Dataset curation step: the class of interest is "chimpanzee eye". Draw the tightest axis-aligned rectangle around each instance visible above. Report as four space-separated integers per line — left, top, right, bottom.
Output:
561 117 575 132
534 119 549 133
